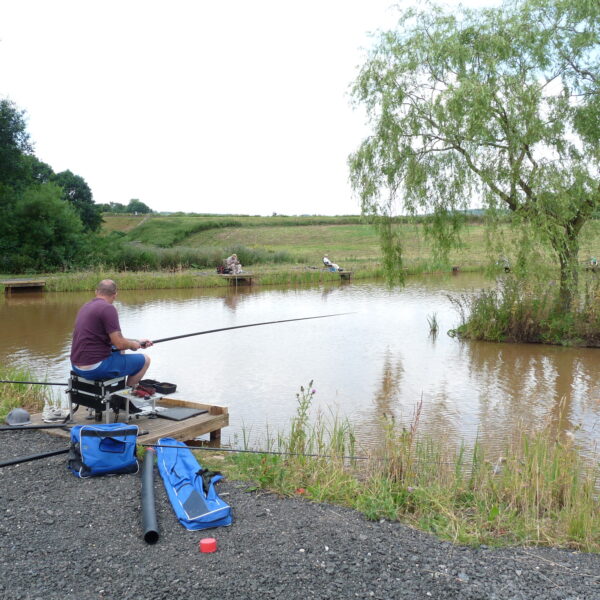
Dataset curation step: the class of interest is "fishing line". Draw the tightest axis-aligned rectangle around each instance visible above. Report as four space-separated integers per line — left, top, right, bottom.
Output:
140 443 474 466
141 442 496 466
141 442 369 461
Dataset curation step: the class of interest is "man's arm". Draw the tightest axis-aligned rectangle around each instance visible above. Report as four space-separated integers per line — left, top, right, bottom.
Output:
109 331 152 351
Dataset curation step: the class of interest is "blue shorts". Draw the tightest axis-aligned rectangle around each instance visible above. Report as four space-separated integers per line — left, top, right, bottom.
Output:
72 352 145 380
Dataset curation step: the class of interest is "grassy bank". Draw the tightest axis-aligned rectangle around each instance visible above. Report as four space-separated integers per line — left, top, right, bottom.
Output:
6 213 600 288
202 384 600 553
0 264 381 294
0 366 46 421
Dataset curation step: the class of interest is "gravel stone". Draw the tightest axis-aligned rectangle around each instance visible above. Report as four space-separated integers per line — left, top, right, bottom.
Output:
1 431 599 599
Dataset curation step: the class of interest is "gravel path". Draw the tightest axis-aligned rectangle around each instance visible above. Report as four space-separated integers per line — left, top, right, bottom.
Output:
1 431 599 600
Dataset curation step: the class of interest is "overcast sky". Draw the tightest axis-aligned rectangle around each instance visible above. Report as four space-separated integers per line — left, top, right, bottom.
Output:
0 0 501 216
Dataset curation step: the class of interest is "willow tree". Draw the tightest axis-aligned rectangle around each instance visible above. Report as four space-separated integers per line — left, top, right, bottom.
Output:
349 0 600 308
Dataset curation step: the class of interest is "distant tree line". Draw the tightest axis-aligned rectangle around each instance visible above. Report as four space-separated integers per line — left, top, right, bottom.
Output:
0 98 152 273
97 199 153 214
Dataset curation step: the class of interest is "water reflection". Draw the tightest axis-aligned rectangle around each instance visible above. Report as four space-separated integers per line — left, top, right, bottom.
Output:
464 340 600 456
0 274 599 460
222 287 255 313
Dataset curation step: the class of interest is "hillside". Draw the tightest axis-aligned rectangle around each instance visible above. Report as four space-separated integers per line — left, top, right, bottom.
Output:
100 213 600 273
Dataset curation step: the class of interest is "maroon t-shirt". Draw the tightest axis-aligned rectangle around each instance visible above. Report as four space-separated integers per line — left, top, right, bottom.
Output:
70 297 121 365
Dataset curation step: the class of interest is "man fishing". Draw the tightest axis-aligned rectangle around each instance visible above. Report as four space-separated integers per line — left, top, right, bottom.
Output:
226 253 242 274
70 279 153 388
322 255 342 272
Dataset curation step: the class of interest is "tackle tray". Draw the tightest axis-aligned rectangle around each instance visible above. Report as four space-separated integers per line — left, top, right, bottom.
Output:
155 382 177 395
139 380 177 395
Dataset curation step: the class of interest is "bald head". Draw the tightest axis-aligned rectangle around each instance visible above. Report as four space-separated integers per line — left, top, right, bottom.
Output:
96 279 117 298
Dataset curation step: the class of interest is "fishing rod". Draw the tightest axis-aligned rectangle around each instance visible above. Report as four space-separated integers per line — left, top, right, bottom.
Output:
0 440 464 469
141 313 352 347
0 442 367 470
0 424 72 431
0 313 352 387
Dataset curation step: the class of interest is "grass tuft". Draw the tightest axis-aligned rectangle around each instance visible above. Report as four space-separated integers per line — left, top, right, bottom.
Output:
0 365 47 421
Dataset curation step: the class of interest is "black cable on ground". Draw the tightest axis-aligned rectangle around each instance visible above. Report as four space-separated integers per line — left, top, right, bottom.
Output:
0 448 69 469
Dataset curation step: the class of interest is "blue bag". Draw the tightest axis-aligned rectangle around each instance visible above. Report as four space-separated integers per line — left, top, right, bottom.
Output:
155 437 232 530
68 423 139 478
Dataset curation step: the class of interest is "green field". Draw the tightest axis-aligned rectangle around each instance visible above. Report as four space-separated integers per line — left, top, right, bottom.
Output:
102 214 501 270
3 214 600 294
104 212 600 268
15 213 589 294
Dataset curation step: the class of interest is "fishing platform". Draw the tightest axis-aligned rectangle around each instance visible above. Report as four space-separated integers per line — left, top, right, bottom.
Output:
29 396 229 445
219 273 254 285
1 278 46 295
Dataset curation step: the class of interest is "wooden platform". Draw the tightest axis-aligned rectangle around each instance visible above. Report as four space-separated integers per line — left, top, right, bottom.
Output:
1 278 46 294
219 273 254 285
30 396 228 445
339 271 353 280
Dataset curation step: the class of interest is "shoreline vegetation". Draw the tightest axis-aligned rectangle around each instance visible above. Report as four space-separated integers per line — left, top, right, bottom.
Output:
3 375 599 553
3 214 600 346
210 385 600 553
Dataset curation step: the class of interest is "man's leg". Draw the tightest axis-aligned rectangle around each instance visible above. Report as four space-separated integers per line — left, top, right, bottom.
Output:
127 354 151 388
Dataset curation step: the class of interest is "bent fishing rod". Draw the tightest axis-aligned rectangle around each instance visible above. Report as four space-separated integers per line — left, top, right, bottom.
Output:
140 312 352 347
0 313 352 386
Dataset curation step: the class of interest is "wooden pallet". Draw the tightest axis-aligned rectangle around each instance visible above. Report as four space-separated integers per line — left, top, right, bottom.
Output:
1 278 46 294
29 396 229 445
219 273 254 285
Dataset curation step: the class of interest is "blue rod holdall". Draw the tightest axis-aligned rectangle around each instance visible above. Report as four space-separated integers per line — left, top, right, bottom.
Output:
155 437 232 531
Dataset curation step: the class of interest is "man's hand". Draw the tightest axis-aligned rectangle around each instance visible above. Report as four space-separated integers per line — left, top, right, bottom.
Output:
109 331 153 351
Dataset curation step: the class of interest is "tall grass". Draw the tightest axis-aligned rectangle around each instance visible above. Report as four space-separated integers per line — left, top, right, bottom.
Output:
93 242 298 271
212 382 600 551
44 270 224 292
427 312 439 336
449 275 600 346
0 365 47 421
38 263 381 293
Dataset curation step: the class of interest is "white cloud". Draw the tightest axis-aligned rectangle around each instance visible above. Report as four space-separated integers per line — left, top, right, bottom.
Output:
0 0 501 215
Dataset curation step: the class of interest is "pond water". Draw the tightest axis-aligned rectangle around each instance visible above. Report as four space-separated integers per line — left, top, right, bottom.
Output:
2 273 600 458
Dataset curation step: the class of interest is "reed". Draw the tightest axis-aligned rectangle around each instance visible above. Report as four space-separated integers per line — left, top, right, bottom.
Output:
427 312 439 336
43 270 225 292
210 384 600 552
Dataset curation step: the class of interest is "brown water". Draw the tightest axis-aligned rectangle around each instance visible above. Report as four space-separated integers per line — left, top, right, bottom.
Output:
2 274 600 458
